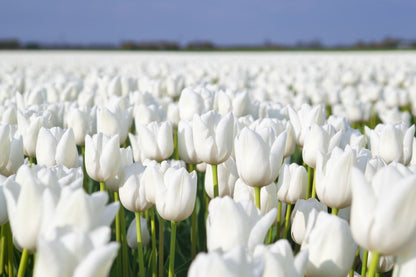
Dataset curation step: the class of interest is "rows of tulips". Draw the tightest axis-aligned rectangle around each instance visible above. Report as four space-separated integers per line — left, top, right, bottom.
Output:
0 52 416 277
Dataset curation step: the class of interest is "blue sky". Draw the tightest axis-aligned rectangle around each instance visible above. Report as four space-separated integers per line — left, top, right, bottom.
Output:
1 0 415 46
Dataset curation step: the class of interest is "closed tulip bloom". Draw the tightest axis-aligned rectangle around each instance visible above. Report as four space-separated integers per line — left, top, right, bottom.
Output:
302 210 357 277
290 198 327 245
315 146 356 209
177 120 201 164
206 196 277 252
34 227 119 277
366 123 414 165
155 166 197 222
302 124 343 168
119 162 152 213
66 105 95 146
178 87 212 121
85 133 120 182
126 216 150 249
0 125 24 176
351 166 416 255
36 127 78 168
193 111 234 165
97 105 133 145
205 157 239 198
235 127 286 187
276 163 307 204
253 240 309 277
0 175 12 225
3 165 53 251
233 178 278 215
134 104 165 126
136 121 173 162
189 246 263 277
0 125 10 169
17 110 53 157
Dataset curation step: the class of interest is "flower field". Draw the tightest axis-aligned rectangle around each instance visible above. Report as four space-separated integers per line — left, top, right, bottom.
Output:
0 50 416 276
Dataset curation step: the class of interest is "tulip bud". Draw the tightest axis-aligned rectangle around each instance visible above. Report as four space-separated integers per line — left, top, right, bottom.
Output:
85 133 120 182
276 163 307 204
290 198 327 245
136 121 173 162
235 127 286 187
302 210 357 277
193 111 234 165
119 163 152 213
36 127 78 168
177 120 201 164
155 166 197 222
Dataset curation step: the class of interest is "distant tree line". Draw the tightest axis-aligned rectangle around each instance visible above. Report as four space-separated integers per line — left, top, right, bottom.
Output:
1 38 415 50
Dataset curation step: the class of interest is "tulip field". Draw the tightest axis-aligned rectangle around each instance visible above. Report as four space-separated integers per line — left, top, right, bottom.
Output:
1 50 416 277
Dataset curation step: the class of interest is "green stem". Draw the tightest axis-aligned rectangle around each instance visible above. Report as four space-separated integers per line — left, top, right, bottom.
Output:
0 225 5 275
173 129 179 160
100 181 106 191
120 203 129 277
158 215 164 277
276 201 282 240
114 192 122 277
135 213 145 277
331 208 339 215
169 221 177 277
211 164 219 198
5 223 12 277
150 208 157 277
190 204 197 259
267 227 273 244
311 169 316 198
367 251 380 277
306 166 312 199
282 203 292 239
254 187 261 209
361 250 368 277
17 249 29 277
29 156 35 165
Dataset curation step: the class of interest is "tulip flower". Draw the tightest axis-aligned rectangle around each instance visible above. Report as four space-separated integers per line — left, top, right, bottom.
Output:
290 198 327 245
178 87 213 121
288 104 326 147
366 123 414 165
253 239 308 277
177 120 201 165
206 196 277 253
276 163 307 204
302 210 357 277
302 124 343 168
17 110 53 159
0 125 24 176
97 105 133 145
84 133 120 184
34 227 119 277
66 105 96 146
315 146 357 212
350 166 416 256
135 121 173 162
154 166 197 277
35 127 78 168
235 127 286 208
188 246 263 277
0 175 11 225
193 111 234 165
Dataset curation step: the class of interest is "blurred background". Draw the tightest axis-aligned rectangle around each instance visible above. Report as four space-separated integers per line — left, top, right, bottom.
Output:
1 0 416 50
